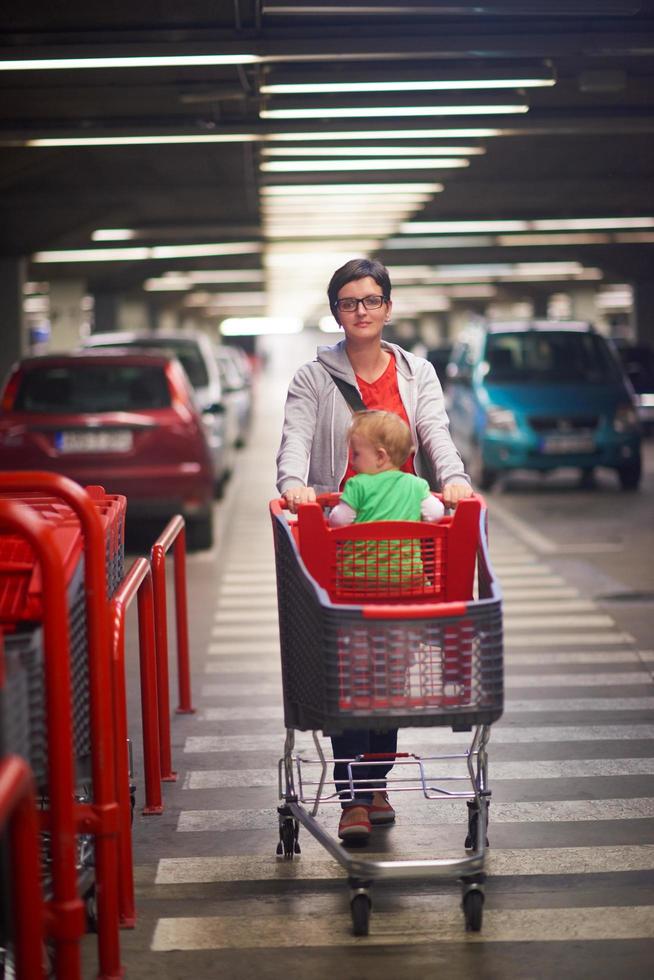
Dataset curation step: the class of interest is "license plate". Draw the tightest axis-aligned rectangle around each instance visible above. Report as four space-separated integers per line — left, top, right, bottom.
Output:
541 433 595 454
56 430 134 453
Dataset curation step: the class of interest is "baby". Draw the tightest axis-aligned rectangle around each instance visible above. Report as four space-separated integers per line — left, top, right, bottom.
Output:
328 410 445 529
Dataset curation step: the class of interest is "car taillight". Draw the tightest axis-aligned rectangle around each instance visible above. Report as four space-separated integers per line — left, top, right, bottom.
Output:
1 370 23 411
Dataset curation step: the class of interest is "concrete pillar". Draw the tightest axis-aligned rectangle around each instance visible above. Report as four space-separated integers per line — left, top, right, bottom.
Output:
49 279 86 350
0 257 27 384
92 291 121 333
418 313 448 346
568 287 598 325
631 279 654 347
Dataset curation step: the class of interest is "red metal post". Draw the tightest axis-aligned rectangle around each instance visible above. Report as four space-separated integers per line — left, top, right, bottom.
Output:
0 474 123 980
150 541 176 782
173 527 195 714
136 572 165 812
0 755 47 980
0 500 85 980
150 515 194 779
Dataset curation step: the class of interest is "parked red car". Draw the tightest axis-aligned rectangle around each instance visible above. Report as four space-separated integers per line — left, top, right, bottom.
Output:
0 350 215 548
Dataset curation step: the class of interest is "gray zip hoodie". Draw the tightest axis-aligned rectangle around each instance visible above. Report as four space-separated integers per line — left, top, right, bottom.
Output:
276 339 469 495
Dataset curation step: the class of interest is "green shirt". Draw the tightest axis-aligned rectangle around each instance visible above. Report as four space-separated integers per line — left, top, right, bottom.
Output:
341 470 431 523
339 470 431 588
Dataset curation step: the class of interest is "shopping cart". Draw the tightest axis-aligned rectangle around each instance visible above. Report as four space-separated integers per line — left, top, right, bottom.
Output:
269 492 503 936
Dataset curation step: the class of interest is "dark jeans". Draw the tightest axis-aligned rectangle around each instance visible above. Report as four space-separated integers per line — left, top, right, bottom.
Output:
331 728 398 808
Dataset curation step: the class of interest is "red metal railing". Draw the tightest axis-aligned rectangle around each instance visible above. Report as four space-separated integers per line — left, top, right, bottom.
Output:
110 558 163 927
0 754 47 980
0 500 85 980
0 474 123 980
150 516 195 782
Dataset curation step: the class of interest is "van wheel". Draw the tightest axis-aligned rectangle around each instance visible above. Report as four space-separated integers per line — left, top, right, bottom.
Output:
187 511 214 550
617 458 641 491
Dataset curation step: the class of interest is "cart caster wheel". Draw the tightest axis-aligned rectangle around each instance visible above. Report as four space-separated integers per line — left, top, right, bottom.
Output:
465 800 489 850
277 818 300 859
463 889 484 932
350 893 371 937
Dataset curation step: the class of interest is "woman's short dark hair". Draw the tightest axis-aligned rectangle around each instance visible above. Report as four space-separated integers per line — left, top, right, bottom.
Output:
328 258 392 312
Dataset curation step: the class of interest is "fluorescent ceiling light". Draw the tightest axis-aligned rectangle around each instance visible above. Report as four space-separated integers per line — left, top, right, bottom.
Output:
220 317 303 336
262 182 443 195
260 158 469 172
497 233 610 246
145 276 191 291
145 270 264 290
401 216 654 234
27 133 258 147
0 54 261 71
533 217 654 230
261 79 554 95
264 128 501 141
33 242 261 263
92 228 135 241
262 146 485 156
261 104 529 120
402 220 528 233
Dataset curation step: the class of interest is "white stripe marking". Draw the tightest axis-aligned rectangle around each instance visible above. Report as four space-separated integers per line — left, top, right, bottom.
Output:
505 615 616 629
198 698 654 721
506 672 652 688
505 632 634 647
204 660 279 673
503 600 598 614
211 625 279 639
152 906 654 950
183 757 654 789
214 610 279 624
176 797 654 833
505 652 642 665
156 844 654 884
183 724 654 754
201 682 281 697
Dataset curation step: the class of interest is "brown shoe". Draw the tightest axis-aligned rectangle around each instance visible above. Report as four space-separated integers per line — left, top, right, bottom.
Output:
367 792 396 826
338 805 371 845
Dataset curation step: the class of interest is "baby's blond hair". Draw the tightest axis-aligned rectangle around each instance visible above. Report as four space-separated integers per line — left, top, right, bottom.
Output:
349 410 414 468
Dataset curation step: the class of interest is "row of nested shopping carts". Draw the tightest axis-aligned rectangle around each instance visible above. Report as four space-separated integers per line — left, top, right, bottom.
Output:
0 471 192 979
270 491 504 937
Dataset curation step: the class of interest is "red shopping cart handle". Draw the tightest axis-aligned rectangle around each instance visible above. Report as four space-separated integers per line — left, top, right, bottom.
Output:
362 601 467 619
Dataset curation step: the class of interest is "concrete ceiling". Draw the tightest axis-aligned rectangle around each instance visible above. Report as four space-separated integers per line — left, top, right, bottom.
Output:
2 0 654 326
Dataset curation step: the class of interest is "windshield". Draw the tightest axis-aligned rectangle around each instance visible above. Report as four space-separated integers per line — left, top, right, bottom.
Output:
92 338 209 388
484 331 620 384
14 364 172 412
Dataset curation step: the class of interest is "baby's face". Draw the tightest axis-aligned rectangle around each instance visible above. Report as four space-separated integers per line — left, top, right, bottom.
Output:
349 432 382 474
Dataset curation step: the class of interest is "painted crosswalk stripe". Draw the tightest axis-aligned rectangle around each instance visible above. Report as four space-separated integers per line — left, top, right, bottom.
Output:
203 660 280 674
199 698 654 721
176 797 654 833
505 652 644 665
183 757 654 789
504 632 634 647
183 724 654 755
505 614 616 629
200 673 650 695
500 587 580 600
502 600 599 614
155 843 654 885
152 905 654 950
206 645 278 657
506 671 652 688
211 626 280 639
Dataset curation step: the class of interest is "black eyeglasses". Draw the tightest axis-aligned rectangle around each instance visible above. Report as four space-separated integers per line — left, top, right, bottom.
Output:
334 294 387 313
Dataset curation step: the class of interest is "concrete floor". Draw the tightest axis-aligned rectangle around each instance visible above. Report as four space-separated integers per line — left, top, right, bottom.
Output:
83 344 654 979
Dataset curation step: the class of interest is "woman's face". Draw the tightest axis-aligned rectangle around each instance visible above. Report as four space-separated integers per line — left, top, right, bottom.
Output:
334 275 392 344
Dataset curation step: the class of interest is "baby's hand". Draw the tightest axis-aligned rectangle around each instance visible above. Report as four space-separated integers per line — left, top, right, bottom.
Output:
442 482 473 508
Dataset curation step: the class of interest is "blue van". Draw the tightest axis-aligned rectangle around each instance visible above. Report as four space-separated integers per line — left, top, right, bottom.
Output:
446 321 642 490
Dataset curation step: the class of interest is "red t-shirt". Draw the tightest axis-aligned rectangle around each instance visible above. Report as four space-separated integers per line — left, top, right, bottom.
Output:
340 355 415 487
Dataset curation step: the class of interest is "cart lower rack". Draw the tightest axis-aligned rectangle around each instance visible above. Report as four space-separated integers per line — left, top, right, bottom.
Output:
270 493 503 936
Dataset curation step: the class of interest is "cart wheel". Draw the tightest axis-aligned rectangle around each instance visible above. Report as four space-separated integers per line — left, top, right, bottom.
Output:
277 818 300 859
350 893 371 937
464 800 489 850
463 889 484 932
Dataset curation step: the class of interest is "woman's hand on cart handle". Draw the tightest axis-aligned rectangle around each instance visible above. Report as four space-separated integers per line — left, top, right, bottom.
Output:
442 481 474 509
282 485 317 514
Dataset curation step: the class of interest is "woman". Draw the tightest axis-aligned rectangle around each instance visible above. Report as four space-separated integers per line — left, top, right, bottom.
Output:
276 257 472 845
